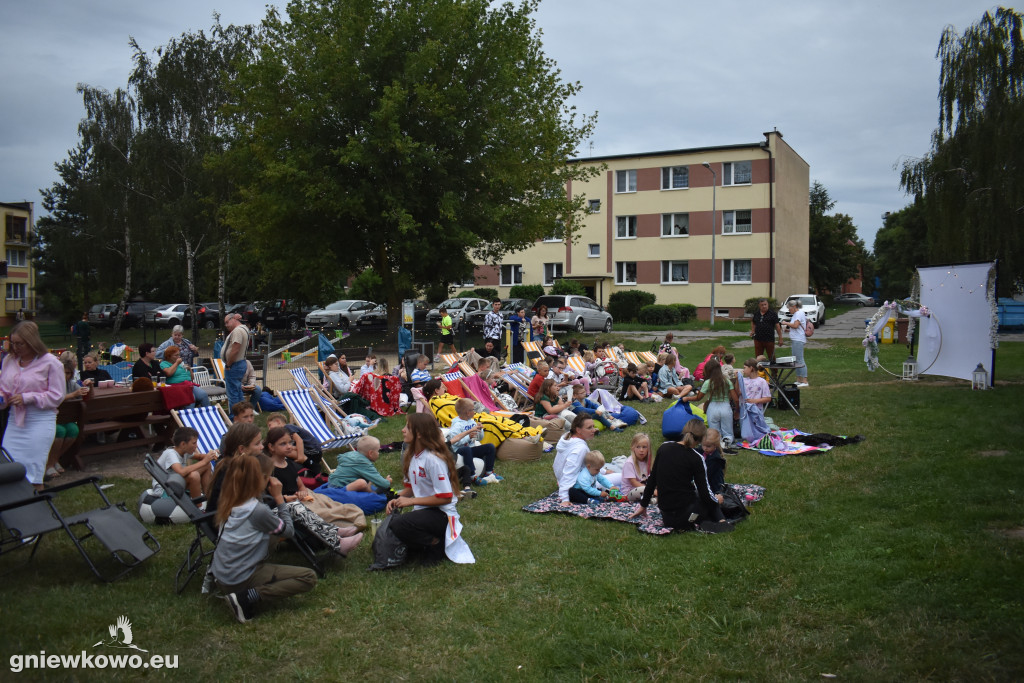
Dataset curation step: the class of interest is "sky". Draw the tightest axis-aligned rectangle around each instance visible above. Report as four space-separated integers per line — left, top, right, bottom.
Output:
0 0 1004 249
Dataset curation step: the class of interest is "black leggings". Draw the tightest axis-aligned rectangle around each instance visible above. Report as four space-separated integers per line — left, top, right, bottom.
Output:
660 497 725 531
390 507 447 564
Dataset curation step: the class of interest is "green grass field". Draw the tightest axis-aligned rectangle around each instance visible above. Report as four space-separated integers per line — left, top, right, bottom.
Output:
1 337 1022 681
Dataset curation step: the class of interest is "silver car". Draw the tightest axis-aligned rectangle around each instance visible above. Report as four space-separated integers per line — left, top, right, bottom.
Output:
532 295 613 333
305 300 377 329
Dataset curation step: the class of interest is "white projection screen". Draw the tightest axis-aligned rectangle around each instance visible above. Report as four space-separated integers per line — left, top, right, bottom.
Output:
917 262 996 383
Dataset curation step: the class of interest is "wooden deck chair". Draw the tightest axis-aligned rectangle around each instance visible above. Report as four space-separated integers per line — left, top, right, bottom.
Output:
438 353 462 369
604 346 622 363
290 367 313 389
172 404 232 455
457 361 478 377
521 341 544 368
504 362 533 376
501 371 535 409
440 371 468 398
623 351 642 367
278 389 361 452
565 355 587 376
211 358 226 382
639 351 658 364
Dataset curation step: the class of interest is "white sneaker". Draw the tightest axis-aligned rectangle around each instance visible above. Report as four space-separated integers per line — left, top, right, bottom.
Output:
796 382 809 388
523 434 541 444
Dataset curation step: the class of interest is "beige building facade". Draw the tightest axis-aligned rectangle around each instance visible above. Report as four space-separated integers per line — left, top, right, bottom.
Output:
474 130 809 320
1 202 35 325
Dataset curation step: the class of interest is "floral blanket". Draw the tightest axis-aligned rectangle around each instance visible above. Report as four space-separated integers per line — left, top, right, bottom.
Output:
522 483 765 536
741 429 833 457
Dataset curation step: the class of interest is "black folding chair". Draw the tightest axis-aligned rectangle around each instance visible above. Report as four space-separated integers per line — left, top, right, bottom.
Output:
143 454 218 593
0 456 160 582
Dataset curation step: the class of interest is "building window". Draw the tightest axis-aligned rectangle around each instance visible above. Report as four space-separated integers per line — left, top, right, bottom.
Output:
723 161 752 186
722 210 752 234
6 282 26 300
615 169 637 193
661 260 689 284
723 259 752 283
616 215 637 239
543 222 564 242
453 274 475 287
543 263 564 286
615 261 637 285
500 264 522 286
587 199 601 213
5 249 26 267
588 244 600 258
661 213 689 237
661 166 688 190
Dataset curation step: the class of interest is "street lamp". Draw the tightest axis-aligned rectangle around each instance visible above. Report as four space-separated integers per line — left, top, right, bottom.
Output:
702 161 717 327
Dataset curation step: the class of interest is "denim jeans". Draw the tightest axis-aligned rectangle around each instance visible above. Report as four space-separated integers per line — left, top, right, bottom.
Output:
705 401 734 445
791 340 807 380
192 385 211 408
225 359 246 409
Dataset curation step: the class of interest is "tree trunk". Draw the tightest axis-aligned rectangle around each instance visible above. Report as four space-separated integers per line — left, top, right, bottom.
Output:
183 233 197 341
110 208 132 340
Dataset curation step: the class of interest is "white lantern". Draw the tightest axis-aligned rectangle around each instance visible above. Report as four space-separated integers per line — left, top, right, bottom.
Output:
902 356 918 381
972 363 989 390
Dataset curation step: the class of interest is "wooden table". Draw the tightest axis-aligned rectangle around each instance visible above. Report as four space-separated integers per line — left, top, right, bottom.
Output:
57 386 175 470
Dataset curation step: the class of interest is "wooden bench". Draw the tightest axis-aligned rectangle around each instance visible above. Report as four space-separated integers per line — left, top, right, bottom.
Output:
57 389 175 470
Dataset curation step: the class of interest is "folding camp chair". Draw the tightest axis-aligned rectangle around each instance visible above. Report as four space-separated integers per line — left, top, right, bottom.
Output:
142 454 218 593
0 455 160 582
278 389 362 452
172 404 232 455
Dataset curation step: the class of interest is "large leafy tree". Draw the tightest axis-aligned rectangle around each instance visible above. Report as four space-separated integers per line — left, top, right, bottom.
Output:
225 0 598 322
872 199 930 300
900 7 1024 295
808 181 866 293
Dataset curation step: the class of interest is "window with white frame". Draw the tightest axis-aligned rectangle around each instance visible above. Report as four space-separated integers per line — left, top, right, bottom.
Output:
661 213 689 237
500 264 523 286
616 215 637 239
615 261 637 285
5 249 26 267
723 259 752 283
453 274 475 287
661 166 688 190
615 169 637 193
543 262 563 286
588 244 600 258
587 199 601 213
722 210 752 234
661 260 689 284
543 222 564 242
722 161 752 186
6 282 25 300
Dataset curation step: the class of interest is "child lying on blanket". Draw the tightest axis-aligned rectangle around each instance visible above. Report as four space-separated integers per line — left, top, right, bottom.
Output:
569 451 612 505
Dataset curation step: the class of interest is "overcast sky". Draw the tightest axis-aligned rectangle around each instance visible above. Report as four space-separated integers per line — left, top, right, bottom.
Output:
0 0 1003 248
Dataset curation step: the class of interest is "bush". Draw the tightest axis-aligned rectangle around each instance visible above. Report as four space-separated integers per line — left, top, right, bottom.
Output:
509 284 545 302
549 279 585 296
743 296 780 315
454 288 498 300
670 303 698 322
638 304 682 325
608 290 657 323
423 282 450 305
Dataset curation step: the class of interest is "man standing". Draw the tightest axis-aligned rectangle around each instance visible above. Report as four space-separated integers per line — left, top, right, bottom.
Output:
483 299 503 350
222 312 250 409
749 298 783 362
72 312 90 371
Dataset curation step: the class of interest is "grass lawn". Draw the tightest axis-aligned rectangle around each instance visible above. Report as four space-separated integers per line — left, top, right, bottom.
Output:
2 337 1022 681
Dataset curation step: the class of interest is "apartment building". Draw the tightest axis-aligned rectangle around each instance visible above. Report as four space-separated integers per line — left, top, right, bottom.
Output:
474 130 809 320
1 201 35 325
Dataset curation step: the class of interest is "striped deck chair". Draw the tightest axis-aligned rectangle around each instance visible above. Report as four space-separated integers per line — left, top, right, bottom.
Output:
290 367 313 389
605 346 623 363
278 389 361 451
502 372 535 409
623 351 642 368
438 353 462 369
521 341 544 368
172 404 232 455
565 355 587 376
211 358 226 382
505 362 533 377
639 351 658 364
440 371 468 398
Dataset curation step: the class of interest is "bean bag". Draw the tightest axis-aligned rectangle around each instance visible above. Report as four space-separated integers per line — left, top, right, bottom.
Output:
497 438 543 462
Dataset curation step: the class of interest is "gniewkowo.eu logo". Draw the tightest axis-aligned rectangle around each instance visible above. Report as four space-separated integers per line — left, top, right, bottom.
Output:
9 615 178 672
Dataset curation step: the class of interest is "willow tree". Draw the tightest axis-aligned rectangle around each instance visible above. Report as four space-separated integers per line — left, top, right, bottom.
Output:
900 7 1024 295
225 0 598 323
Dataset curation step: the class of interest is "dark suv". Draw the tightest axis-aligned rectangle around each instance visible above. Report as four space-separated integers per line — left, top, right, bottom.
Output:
262 299 318 331
90 301 162 327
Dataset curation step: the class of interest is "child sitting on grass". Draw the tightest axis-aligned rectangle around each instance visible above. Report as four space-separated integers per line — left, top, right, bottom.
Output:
569 451 612 505
152 426 218 501
569 384 621 432
328 435 393 492
620 363 652 402
620 433 652 503
449 398 501 485
211 454 317 623
700 428 727 497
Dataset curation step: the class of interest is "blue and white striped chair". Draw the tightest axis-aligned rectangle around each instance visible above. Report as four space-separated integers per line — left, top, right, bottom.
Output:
171 404 232 455
278 389 361 452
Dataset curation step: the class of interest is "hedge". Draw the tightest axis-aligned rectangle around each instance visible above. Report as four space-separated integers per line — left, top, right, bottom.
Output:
743 296 781 315
549 279 586 296
608 290 657 323
670 303 698 322
638 304 682 325
508 284 545 302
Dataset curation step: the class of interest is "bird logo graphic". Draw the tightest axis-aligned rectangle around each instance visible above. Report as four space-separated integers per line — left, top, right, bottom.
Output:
92 615 148 652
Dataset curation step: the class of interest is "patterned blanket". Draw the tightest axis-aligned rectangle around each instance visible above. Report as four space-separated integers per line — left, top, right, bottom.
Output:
522 483 765 535
741 429 833 457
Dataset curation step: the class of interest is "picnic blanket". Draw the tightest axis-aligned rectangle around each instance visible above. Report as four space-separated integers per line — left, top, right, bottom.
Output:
313 484 388 515
742 429 833 456
522 483 765 535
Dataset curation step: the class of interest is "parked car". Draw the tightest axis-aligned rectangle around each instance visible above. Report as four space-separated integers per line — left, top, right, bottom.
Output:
183 302 224 329
425 298 490 332
88 303 119 327
531 295 613 333
356 301 430 331
262 299 319 331
146 303 190 327
94 301 162 328
229 301 265 328
778 294 826 327
464 297 534 330
305 300 377 330
833 293 876 307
